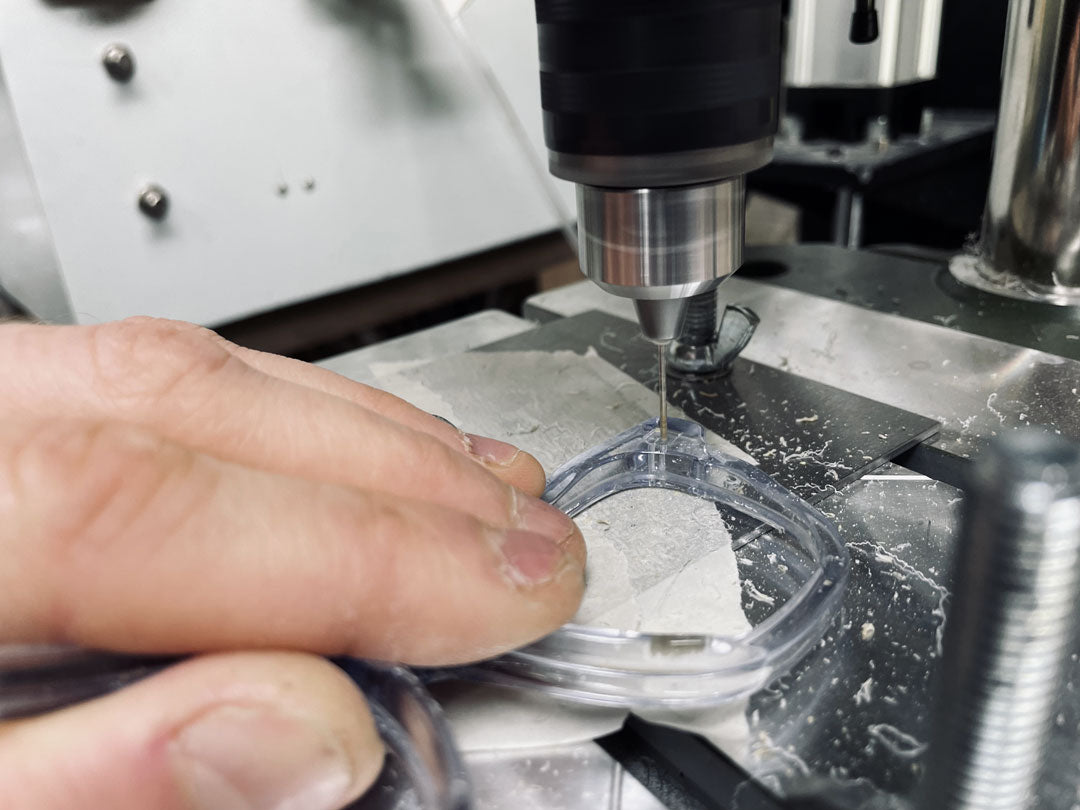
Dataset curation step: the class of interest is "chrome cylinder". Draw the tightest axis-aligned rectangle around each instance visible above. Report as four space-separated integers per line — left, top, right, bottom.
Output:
970 0 1080 304
576 178 745 343
576 178 744 301
785 0 943 88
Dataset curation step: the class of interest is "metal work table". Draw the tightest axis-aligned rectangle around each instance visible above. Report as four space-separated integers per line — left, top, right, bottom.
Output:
324 244 1080 808
525 247 1080 465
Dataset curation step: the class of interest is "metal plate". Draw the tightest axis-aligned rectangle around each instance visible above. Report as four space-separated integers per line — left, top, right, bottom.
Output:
744 465 1080 810
743 244 1080 361
593 464 1080 810
523 275 1080 462
466 742 667 810
740 465 960 806
0 0 562 325
479 311 939 508
317 310 533 385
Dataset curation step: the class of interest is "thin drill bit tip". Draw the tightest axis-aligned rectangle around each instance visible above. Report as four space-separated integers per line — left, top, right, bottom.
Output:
658 346 668 441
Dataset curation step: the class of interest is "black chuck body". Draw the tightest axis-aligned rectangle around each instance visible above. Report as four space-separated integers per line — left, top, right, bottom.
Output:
534 0 782 188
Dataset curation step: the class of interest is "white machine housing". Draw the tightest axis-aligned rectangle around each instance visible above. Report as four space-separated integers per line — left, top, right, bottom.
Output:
786 0 944 88
0 0 566 325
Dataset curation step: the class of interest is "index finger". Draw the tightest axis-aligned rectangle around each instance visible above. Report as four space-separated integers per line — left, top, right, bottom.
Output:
0 319 544 530
219 338 547 497
1 419 585 664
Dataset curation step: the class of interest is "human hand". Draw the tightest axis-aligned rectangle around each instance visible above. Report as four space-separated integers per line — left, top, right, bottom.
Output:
0 317 585 809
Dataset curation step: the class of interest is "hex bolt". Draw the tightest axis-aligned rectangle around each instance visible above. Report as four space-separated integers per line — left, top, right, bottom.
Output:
922 430 1080 809
138 185 169 220
102 44 135 82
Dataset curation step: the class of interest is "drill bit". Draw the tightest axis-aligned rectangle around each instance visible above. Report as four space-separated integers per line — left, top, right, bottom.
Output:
658 344 668 441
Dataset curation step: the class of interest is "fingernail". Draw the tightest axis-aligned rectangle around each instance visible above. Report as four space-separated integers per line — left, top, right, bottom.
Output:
171 703 358 810
465 433 521 466
515 495 576 545
497 529 570 585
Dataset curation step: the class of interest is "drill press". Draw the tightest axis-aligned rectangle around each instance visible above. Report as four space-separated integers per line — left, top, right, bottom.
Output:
532 0 783 435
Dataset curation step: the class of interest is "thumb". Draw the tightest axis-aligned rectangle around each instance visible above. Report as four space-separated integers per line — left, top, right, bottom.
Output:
0 652 384 810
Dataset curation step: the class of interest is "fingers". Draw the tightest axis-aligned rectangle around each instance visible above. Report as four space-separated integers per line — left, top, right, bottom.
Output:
0 652 382 810
1 420 584 663
221 340 547 496
0 318 544 526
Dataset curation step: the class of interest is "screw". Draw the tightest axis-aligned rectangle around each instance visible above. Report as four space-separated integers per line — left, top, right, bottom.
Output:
680 291 719 347
277 183 289 197
102 44 135 82
138 185 169 220
922 430 1080 810
667 290 758 376
303 178 316 192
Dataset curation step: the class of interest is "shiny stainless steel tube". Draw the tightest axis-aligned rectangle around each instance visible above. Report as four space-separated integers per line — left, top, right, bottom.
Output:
576 178 745 342
967 0 1080 304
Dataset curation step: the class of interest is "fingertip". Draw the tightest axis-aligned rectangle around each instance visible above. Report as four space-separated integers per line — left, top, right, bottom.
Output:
541 547 588 632
165 654 386 810
467 437 546 497
501 449 548 497
0 652 385 810
561 519 588 572
512 495 586 570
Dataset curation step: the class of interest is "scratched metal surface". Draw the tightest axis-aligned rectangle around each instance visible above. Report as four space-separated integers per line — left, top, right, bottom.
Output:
735 464 1080 810
524 276 1080 461
466 742 667 810
734 464 958 808
318 310 533 385
479 311 940 509
519 282 1080 807
323 306 1080 808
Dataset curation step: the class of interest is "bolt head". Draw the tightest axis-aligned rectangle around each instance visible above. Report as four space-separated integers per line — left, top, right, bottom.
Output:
138 185 169 220
102 44 136 82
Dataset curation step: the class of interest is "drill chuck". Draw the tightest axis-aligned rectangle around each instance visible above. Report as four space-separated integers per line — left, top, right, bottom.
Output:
577 178 745 343
535 0 782 188
533 0 781 342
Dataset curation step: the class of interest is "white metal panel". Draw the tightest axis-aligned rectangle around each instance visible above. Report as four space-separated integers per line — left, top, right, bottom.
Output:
453 0 576 218
786 0 885 87
0 68 72 322
0 0 560 324
915 0 945 80
877 0 904 85
785 0 943 88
